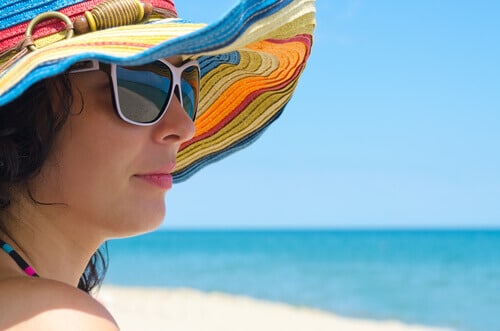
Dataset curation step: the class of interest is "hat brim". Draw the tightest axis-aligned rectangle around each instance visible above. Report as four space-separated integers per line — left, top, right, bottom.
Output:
0 0 315 182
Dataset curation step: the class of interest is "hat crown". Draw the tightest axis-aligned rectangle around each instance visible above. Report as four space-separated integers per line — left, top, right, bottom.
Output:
0 0 176 54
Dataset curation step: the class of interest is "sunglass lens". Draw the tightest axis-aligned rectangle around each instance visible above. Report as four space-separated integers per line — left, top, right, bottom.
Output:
181 65 200 120
116 64 173 124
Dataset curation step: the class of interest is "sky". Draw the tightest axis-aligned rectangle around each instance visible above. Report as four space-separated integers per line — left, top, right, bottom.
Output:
164 0 500 229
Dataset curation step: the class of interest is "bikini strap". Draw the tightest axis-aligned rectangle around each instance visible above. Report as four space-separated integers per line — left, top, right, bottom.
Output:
0 239 39 277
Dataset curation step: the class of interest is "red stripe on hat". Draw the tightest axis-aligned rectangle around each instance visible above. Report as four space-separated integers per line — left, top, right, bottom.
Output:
181 34 313 149
54 40 154 50
0 0 176 53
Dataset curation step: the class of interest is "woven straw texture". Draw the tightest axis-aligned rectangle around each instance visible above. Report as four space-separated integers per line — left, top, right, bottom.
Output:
0 0 315 182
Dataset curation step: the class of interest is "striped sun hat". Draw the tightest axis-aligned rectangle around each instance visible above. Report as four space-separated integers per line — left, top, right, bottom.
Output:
0 0 315 182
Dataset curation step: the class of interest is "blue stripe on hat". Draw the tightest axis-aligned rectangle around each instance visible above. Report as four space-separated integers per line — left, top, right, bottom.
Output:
198 52 240 76
0 0 296 106
172 103 286 183
0 0 84 29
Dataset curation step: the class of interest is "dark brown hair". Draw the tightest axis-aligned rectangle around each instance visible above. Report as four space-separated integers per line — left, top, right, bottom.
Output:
0 75 108 293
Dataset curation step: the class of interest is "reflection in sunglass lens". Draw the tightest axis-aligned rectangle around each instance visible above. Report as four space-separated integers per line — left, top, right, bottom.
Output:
181 66 200 120
116 64 173 124
115 61 200 124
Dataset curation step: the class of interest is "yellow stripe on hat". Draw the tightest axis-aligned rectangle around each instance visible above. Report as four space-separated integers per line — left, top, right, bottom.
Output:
196 38 307 136
0 22 204 96
196 51 272 119
197 1 315 57
176 79 300 171
174 35 309 172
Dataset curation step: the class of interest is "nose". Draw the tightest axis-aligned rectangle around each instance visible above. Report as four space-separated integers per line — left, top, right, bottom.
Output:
152 94 195 145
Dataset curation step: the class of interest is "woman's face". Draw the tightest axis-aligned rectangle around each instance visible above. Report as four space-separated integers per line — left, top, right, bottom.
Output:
30 58 195 238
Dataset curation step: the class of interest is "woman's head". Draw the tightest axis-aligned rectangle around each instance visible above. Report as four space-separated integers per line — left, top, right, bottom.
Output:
0 58 196 292
1 57 195 237
39 58 195 235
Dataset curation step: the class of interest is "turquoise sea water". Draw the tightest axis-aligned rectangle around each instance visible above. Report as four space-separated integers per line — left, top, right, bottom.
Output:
105 230 500 331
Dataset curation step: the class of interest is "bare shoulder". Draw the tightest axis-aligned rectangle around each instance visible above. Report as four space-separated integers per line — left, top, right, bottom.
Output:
0 277 118 330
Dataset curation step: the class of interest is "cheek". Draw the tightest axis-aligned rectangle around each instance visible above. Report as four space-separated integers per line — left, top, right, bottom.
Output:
35 120 132 208
35 86 140 206
31 76 167 235
36 111 165 235
55 136 166 236
61 80 138 186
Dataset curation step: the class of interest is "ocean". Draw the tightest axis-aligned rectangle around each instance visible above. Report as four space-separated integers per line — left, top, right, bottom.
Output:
104 230 500 331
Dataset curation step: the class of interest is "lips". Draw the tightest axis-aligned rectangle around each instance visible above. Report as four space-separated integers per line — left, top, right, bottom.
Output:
134 163 176 190
134 173 173 190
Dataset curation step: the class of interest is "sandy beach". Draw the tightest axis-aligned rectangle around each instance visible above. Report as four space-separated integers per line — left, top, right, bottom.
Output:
98 286 452 331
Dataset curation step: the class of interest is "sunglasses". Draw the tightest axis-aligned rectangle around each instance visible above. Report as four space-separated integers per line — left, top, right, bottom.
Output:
69 59 200 126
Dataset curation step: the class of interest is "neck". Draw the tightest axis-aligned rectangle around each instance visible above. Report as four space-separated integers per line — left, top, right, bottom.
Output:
1 198 106 288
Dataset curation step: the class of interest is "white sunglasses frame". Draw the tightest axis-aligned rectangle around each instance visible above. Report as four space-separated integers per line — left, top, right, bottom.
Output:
68 59 200 126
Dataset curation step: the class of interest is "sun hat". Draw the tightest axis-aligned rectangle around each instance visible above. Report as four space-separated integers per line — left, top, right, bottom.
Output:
0 0 315 182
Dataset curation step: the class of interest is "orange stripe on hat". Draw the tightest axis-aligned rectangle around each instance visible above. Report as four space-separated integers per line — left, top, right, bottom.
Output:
186 35 312 146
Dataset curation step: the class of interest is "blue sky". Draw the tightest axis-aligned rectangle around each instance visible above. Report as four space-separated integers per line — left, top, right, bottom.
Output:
165 0 500 229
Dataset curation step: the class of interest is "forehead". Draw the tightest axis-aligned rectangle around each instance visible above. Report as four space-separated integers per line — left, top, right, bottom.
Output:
165 56 183 66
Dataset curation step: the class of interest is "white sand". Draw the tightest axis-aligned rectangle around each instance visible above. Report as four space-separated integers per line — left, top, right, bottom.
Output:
98 286 452 331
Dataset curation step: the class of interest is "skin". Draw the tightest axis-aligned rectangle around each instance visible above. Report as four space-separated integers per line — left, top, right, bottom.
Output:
0 57 195 330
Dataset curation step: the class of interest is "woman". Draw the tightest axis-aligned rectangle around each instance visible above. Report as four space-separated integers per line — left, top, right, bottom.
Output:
0 0 314 329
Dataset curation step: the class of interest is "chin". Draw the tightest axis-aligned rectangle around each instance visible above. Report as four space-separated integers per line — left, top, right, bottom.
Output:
115 205 166 238
143 211 166 232
117 218 164 238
